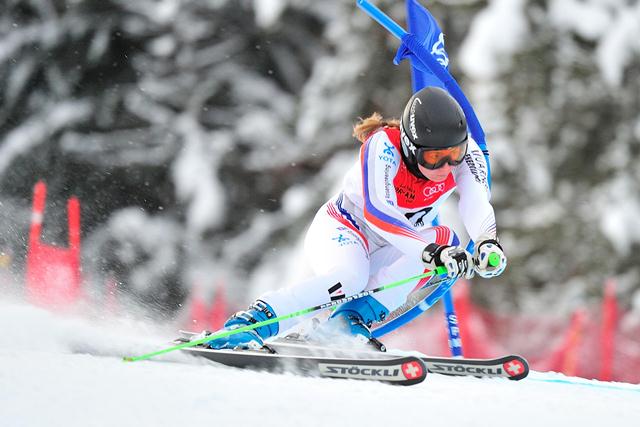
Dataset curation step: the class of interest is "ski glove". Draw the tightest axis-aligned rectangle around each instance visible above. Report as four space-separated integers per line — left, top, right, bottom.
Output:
473 236 507 278
422 243 474 280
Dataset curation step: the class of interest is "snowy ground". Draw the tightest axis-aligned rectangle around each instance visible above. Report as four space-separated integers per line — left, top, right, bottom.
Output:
1 300 639 427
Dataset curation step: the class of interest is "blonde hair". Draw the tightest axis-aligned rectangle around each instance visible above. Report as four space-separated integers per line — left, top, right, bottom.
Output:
352 112 400 143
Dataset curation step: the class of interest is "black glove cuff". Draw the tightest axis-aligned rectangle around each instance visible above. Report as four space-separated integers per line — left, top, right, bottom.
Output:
478 238 502 251
422 243 450 266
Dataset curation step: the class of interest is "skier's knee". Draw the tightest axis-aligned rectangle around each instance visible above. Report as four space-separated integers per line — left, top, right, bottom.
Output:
335 270 368 296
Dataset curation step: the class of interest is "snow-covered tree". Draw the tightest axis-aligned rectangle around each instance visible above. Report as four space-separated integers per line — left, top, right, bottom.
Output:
459 0 640 311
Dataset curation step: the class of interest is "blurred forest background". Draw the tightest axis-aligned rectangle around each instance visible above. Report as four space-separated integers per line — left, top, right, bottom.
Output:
0 0 639 319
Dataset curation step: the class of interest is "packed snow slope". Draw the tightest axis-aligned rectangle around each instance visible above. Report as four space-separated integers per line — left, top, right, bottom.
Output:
1 300 639 427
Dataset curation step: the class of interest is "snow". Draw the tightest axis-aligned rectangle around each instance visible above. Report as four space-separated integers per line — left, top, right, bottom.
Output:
119 0 180 26
254 0 286 28
549 0 640 86
459 0 529 80
104 208 183 294
596 4 640 86
172 117 230 234
0 101 92 178
1 299 639 427
598 175 640 255
549 0 613 41
461 0 640 86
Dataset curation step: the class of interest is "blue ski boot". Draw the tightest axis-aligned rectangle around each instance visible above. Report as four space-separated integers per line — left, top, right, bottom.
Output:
206 300 279 350
327 296 389 351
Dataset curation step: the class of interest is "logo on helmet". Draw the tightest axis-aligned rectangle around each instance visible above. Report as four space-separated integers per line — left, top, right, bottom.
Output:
409 97 422 140
400 123 416 156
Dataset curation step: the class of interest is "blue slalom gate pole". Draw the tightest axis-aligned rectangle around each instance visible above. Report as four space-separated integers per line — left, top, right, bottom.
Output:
356 0 407 39
442 291 463 357
358 0 466 355
372 275 456 338
400 0 466 357
430 211 464 357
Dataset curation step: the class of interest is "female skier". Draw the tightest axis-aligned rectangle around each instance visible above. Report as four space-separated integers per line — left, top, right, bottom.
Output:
206 86 507 350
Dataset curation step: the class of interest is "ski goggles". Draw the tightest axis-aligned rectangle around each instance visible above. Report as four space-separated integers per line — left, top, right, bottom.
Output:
416 141 468 170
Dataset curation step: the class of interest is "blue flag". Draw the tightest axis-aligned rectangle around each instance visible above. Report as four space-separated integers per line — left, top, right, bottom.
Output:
394 0 488 163
395 0 449 92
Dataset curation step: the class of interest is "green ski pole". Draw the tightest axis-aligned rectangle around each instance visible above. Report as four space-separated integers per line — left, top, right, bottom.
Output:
123 266 448 362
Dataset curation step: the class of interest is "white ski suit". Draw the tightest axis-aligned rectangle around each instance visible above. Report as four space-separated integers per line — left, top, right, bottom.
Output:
261 126 497 332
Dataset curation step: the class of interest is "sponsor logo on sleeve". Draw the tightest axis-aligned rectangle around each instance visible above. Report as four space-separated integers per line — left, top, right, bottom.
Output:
464 149 488 187
383 163 393 201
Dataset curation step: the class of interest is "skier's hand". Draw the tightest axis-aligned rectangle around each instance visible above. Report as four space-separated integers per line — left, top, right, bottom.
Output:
473 236 507 278
422 243 474 280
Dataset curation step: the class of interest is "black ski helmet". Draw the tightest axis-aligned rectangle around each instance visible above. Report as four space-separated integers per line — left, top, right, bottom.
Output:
400 87 468 176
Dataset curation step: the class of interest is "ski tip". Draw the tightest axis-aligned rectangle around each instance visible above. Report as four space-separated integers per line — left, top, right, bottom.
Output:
122 356 134 362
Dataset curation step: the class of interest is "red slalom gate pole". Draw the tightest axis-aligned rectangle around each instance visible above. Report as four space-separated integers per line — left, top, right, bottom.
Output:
67 196 82 301
186 282 208 330
25 181 47 303
27 182 46 252
25 181 84 309
208 280 228 330
561 308 586 377
599 279 618 381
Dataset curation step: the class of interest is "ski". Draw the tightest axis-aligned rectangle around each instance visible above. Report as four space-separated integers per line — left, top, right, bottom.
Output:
265 338 529 381
177 342 427 386
177 331 528 382
420 355 529 381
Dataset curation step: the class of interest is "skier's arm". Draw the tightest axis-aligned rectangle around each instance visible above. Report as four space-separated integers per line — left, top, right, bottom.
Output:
454 138 497 241
454 139 507 277
360 131 447 257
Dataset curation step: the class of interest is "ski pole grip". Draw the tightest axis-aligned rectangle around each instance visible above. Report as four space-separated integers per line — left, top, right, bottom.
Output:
488 252 500 268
